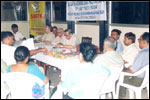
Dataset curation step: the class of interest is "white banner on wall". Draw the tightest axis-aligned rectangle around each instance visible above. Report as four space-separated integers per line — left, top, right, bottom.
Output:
66 1 107 21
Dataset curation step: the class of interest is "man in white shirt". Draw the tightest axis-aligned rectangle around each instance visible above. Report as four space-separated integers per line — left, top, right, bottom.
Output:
121 32 139 67
11 24 26 41
1 32 16 65
53 28 65 44
1 31 47 66
38 25 55 45
111 29 123 53
119 32 149 99
56 29 79 49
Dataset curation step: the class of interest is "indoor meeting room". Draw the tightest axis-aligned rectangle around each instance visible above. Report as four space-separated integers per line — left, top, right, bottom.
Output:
1 1 149 99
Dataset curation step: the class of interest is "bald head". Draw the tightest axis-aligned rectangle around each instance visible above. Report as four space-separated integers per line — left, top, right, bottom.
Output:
104 36 117 51
107 36 116 43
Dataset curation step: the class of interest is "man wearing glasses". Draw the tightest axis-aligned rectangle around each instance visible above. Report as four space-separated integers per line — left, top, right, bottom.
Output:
119 32 149 99
53 28 65 44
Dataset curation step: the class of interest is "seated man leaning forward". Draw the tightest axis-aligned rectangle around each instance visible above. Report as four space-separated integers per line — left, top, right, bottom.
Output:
53 28 65 44
56 29 79 49
94 36 124 69
56 43 110 99
1 31 48 66
7 46 49 84
38 25 55 45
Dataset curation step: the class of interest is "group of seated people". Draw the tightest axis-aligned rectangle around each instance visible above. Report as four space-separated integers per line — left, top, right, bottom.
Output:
1 23 149 99
34 25 80 50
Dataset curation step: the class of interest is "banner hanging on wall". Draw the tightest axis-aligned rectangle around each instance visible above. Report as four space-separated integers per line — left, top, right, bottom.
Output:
66 1 107 21
29 1 45 36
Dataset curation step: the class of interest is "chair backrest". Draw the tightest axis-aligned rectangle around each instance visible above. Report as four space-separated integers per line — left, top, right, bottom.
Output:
67 72 109 99
100 65 123 94
82 37 92 44
137 65 149 88
1 59 8 74
2 72 49 99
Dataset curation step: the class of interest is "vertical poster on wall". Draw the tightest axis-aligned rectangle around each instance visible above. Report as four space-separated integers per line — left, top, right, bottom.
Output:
29 1 45 36
66 1 107 21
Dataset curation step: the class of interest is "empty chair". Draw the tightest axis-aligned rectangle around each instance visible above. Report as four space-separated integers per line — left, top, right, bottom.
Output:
82 37 92 44
2 72 50 99
116 65 149 99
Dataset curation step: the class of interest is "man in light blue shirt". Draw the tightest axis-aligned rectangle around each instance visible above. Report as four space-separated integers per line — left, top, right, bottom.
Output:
116 39 124 53
130 46 149 78
111 29 123 53
124 32 149 78
119 32 149 98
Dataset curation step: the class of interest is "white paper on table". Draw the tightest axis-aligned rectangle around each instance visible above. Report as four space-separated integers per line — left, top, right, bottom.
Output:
34 35 42 40
21 38 35 50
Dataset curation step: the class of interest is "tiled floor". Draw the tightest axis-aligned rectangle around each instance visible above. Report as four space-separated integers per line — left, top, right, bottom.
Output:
46 67 148 99
46 66 61 87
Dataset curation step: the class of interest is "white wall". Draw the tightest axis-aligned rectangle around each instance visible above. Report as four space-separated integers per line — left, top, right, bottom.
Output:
1 21 29 38
1 21 149 50
110 25 149 50
51 23 149 51
76 23 99 46
52 22 100 46
52 22 68 30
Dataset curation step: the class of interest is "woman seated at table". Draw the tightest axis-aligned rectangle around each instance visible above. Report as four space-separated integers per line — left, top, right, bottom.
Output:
7 46 49 84
52 43 110 99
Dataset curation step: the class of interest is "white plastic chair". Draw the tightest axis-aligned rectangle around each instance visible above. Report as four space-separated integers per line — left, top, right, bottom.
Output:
2 72 50 99
116 65 149 99
99 65 123 99
1 73 11 99
51 72 109 99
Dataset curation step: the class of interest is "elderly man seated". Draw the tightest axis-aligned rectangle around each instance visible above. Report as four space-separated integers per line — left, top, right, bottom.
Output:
94 36 124 69
56 29 80 49
53 28 65 44
38 25 55 45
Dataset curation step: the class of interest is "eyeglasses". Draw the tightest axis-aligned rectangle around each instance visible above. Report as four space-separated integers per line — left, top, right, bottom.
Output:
138 38 142 42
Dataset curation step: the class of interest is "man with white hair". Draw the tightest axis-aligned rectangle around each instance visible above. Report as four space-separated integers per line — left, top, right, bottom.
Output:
56 29 79 49
94 36 124 69
38 25 55 45
53 28 65 44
